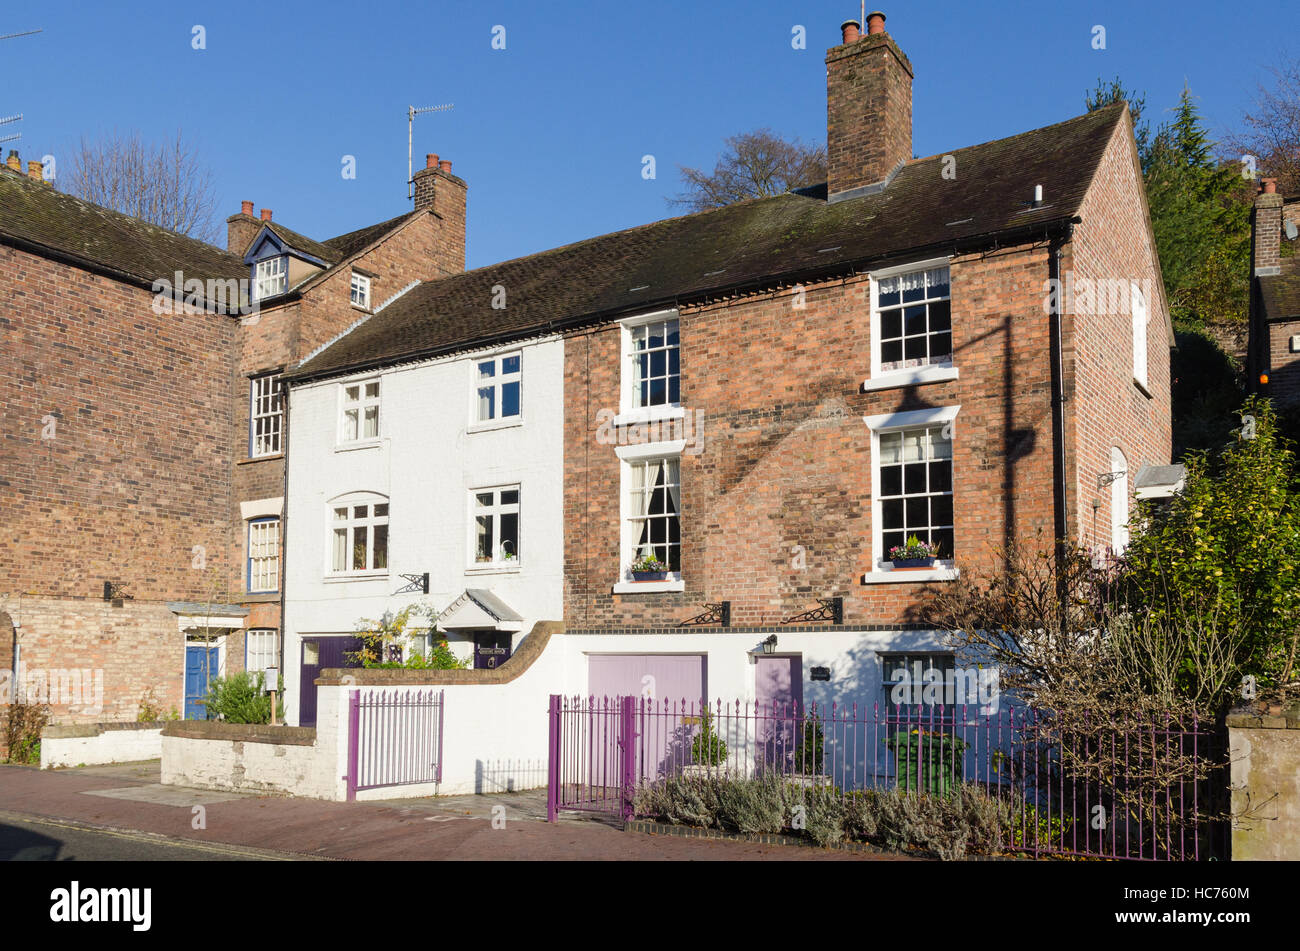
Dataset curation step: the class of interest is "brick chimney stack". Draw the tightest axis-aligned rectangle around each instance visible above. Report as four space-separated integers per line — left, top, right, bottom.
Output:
226 200 263 255
5 150 21 173
1253 178 1283 276
826 10 913 201
27 160 43 182
412 151 467 274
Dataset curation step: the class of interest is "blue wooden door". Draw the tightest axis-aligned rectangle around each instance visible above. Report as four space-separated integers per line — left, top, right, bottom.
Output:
184 646 219 720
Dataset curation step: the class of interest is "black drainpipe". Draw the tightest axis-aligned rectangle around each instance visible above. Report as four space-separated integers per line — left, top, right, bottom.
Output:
1048 225 1073 633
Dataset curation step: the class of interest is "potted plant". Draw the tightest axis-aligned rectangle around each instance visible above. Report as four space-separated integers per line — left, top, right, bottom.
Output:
786 712 833 788
629 553 670 582
683 709 728 778
888 534 940 569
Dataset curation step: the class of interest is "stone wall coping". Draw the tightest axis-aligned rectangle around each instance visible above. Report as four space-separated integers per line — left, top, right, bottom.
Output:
42 721 168 739
315 620 562 687
162 720 316 746
1226 713 1300 731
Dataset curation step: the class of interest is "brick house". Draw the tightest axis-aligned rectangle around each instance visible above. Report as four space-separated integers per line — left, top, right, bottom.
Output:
0 148 466 723
281 12 1175 722
1247 178 1300 409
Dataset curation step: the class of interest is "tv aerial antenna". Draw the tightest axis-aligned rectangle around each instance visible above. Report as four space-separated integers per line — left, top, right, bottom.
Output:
407 103 454 200
0 114 21 146
1 30 41 147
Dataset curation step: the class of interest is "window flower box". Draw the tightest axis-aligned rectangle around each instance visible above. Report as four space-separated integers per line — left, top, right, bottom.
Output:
887 534 940 570
629 555 670 583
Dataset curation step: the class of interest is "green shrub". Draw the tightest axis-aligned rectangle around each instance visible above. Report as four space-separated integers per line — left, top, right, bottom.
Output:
801 787 846 846
715 773 787 834
202 671 283 724
690 709 728 766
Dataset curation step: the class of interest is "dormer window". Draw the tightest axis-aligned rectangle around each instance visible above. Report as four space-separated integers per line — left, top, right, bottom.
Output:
254 256 286 300
350 272 371 309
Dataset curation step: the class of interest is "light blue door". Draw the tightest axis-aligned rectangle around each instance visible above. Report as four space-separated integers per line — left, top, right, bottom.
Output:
184 646 219 720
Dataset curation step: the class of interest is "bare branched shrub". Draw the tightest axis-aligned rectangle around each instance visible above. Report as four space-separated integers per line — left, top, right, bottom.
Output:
60 129 219 242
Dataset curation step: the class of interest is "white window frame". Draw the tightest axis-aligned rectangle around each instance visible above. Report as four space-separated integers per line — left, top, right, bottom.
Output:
863 406 961 584
254 256 287 301
864 258 960 392
249 373 283 458
468 485 522 570
616 309 684 426
1131 281 1149 390
1110 447 1130 554
337 377 381 447
471 350 523 430
613 439 686 593
327 494 390 577
247 516 280 593
350 272 371 309
245 629 279 679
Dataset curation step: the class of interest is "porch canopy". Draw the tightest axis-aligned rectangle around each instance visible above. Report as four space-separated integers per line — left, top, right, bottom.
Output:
436 589 525 633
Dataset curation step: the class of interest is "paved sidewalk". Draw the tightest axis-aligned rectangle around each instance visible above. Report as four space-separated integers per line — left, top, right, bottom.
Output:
0 763 899 861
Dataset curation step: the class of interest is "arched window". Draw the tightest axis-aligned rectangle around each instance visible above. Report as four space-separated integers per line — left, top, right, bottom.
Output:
1110 447 1129 553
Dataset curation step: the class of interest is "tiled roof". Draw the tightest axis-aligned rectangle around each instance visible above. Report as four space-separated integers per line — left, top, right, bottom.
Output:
1260 256 1300 321
289 104 1127 382
0 169 245 288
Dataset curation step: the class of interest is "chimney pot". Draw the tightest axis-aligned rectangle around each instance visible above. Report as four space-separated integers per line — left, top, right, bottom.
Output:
439 159 452 173
1262 178 1278 195
866 11 886 35
260 208 272 221
241 200 254 216
426 153 439 169
840 20 860 43
27 160 42 181
5 150 19 171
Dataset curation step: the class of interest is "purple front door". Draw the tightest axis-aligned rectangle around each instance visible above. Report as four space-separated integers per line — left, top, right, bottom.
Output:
756 654 803 773
587 654 706 778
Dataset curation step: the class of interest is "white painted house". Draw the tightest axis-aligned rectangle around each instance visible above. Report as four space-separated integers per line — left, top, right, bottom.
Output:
282 331 565 726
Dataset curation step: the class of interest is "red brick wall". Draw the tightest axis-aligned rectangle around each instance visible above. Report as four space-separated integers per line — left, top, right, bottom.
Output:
0 245 241 601
1269 319 1300 407
1069 114 1173 549
564 243 1067 630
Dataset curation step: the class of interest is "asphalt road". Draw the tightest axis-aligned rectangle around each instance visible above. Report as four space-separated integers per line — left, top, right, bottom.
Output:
0 811 295 861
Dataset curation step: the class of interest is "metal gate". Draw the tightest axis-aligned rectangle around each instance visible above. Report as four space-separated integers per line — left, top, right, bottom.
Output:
547 695 638 820
346 689 445 800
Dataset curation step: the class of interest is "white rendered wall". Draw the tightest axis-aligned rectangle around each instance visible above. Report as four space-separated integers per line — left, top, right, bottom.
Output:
283 336 565 725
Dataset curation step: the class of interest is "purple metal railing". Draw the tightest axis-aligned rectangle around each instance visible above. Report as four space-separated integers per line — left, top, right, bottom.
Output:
545 695 1228 860
346 689 445 799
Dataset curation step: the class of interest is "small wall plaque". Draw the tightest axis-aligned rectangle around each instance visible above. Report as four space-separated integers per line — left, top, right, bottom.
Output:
810 667 831 682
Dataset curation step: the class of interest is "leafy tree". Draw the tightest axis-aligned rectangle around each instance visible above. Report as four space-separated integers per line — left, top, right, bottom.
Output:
1086 77 1151 167
1143 86 1253 329
1123 397 1300 702
670 128 826 211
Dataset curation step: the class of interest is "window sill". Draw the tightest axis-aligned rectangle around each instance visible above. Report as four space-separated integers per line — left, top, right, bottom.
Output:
862 365 959 392
242 592 281 603
612 579 685 594
466 563 522 575
335 439 382 453
238 454 284 465
468 417 524 435
613 404 685 427
351 304 372 313
1133 378 1153 399
862 566 960 584
323 572 390 583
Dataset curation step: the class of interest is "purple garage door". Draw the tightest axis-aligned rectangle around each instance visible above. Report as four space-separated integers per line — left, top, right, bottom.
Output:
587 654 706 779
755 654 804 772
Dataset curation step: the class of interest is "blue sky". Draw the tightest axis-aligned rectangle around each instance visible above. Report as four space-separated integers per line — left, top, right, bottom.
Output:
4 0 1296 268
